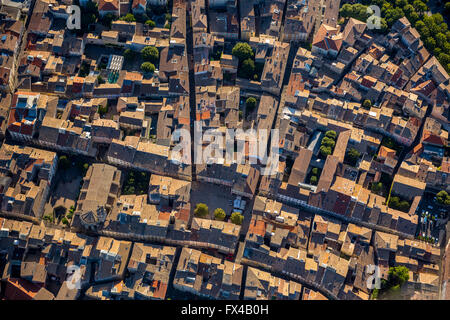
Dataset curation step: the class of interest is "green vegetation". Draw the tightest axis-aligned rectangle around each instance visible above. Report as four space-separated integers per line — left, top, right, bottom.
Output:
371 182 383 193
340 3 371 22
436 190 450 205
320 130 337 158
120 13 136 22
325 130 337 140
362 99 372 109
122 171 150 195
388 196 411 212
310 175 318 185
77 0 98 36
141 62 156 74
66 206 75 220
79 62 91 77
232 43 263 80
372 266 410 299
62 217 69 226
97 75 105 84
342 0 450 72
388 266 410 287
417 235 436 243
211 49 222 61
43 214 54 223
164 22 171 29
320 145 332 157
240 58 256 79
124 49 138 62
231 212 244 225
194 203 209 218
98 104 108 116
339 3 388 33
246 97 257 111
214 208 226 221
345 147 361 167
141 46 159 63
232 42 254 61
145 20 156 28
381 137 402 155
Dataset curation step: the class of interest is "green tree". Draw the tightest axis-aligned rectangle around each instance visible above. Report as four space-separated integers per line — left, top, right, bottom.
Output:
389 196 400 208
62 217 69 225
371 182 383 193
240 58 255 79
436 190 450 205
312 168 319 175
141 46 159 63
412 0 427 15
310 175 318 185
399 200 410 211
141 62 156 73
231 212 244 225
98 104 108 116
124 49 136 61
214 208 226 221
145 20 156 28
194 203 209 218
120 13 136 22
325 130 337 140
232 42 254 61
246 97 257 110
43 214 54 223
320 145 332 157
388 266 410 287
345 148 361 166
362 99 372 108
97 75 105 84
321 136 336 148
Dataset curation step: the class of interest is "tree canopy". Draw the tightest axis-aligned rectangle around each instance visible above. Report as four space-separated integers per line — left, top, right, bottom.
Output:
120 13 136 22
145 20 156 28
363 99 372 108
240 58 255 79
436 190 450 205
232 42 254 61
231 212 244 225
246 97 257 110
141 62 156 74
195 203 209 218
214 208 226 221
345 147 361 166
325 130 337 140
388 266 410 287
141 46 159 63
